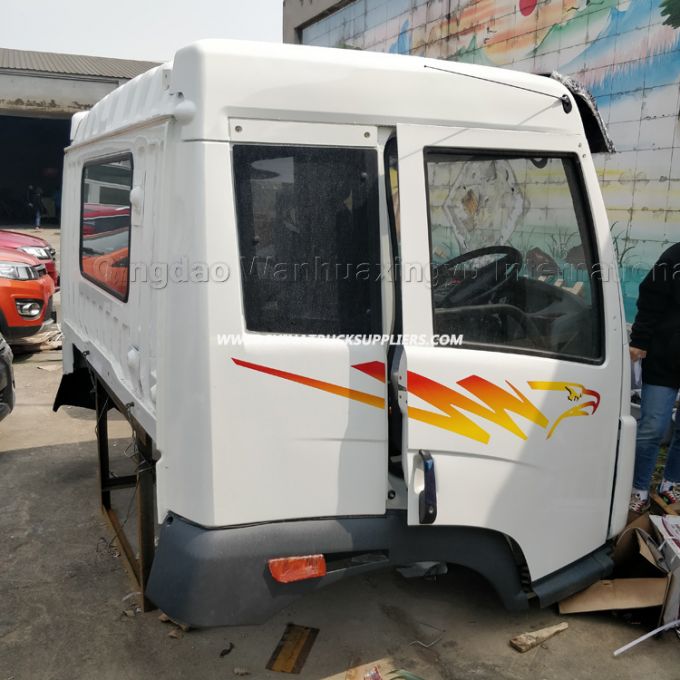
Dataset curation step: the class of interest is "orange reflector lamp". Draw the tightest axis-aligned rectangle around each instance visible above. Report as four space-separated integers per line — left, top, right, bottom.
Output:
268 554 327 583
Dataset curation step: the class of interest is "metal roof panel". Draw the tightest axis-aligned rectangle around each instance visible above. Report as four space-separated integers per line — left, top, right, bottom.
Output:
0 47 159 80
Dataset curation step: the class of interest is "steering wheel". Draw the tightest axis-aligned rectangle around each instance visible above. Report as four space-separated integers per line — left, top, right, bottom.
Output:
433 245 523 306
435 303 547 350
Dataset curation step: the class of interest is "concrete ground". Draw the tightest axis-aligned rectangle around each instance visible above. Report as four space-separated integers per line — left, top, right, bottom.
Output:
2 228 680 680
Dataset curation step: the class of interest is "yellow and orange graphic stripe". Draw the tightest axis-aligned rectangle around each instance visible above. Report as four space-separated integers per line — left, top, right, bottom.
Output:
527 381 601 438
406 372 549 444
231 358 385 409
232 359 600 443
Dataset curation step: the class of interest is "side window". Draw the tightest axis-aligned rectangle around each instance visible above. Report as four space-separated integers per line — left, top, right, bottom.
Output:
233 145 381 335
425 152 603 362
80 155 133 301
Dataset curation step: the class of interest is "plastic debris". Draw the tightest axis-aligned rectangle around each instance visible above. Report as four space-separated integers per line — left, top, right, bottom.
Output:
11 325 63 354
409 619 445 649
344 658 391 679
233 667 250 676
613 618 680 657
409 636 441 649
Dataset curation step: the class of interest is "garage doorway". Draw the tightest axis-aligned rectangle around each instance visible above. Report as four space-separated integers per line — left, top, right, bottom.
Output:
0 115 70 226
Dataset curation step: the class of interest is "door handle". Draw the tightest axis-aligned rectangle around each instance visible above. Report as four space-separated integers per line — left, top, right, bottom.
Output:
418 450 437 524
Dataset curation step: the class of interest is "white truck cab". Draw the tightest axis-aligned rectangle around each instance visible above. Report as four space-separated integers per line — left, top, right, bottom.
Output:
55 40 635 626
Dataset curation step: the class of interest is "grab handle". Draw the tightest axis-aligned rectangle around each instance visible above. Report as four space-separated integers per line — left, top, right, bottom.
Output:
418 450 437 524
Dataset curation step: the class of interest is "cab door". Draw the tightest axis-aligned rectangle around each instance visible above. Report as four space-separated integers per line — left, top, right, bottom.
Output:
204 121 392 527
394 124 623 581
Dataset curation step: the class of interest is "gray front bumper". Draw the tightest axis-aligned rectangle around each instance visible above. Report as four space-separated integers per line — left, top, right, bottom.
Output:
146 511 612 627
147 512 531 626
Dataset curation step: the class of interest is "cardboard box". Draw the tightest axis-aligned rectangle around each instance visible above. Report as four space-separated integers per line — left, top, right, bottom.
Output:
559 514 671 615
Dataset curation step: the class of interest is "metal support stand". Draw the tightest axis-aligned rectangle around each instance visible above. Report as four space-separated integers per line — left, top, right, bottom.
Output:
95 374 157 611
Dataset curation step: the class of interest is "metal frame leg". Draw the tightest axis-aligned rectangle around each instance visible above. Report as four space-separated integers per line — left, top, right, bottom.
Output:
136 431 157 611
94 374 157 612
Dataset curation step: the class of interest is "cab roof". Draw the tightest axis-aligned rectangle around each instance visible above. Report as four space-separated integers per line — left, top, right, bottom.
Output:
70 39 584 147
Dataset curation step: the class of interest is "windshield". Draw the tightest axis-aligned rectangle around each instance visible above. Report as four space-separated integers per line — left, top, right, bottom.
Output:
425 152 603 362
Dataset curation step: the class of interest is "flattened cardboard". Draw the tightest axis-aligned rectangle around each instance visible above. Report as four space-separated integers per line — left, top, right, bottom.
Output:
559 578 668 614
559 513 671 615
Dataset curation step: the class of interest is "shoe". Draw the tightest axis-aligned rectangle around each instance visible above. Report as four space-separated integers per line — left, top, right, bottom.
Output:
658 484 680 506
629 491 650 513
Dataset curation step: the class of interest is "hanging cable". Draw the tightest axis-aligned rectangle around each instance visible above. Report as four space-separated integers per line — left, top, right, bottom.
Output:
423 64 573 113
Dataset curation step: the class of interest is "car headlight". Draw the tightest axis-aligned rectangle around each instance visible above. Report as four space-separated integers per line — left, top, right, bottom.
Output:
19 246 50 259
0 261 33 280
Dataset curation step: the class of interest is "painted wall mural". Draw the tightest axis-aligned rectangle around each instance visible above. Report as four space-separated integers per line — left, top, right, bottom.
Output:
301 0 680 320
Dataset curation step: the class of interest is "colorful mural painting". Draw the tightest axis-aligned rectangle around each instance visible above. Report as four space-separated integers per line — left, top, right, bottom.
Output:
301 0 680 320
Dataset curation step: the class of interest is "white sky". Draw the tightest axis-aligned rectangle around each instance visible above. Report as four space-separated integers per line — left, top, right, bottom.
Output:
1 0 283 62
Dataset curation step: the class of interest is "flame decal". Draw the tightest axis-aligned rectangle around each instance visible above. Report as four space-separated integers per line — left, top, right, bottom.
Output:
353 361 386 383
232 359 600 443
231 358 384 409
407 372 548 444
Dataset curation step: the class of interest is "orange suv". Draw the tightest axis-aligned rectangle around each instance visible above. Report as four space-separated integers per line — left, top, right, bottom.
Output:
0 247 55 342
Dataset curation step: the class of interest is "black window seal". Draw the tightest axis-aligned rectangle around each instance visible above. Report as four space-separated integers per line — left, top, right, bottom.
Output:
383 136 402 339
422 147 606 366
79 152 134 303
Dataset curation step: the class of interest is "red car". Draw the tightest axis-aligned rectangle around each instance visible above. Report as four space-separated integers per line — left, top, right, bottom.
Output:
0 247 55 342
0 229 58 286
82 203 130 236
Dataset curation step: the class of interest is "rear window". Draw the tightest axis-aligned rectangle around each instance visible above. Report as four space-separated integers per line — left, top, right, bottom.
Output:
80 155 133 301
233 145 382 335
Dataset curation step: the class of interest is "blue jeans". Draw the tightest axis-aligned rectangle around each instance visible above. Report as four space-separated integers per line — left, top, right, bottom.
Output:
632 383 680 490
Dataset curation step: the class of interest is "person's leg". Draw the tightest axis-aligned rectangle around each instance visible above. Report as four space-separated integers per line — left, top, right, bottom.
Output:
662 403 680 481
35 207 41 228
632 383 678 492
657 395 680 504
